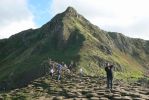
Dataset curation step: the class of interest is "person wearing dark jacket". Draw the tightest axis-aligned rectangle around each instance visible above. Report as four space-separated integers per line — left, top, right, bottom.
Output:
105 63 114 89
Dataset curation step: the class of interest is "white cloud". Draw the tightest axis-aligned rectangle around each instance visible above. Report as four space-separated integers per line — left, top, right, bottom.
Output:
0 0 36 39
50 0 149 40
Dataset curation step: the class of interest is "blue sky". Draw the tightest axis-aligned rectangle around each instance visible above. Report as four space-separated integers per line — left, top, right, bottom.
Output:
27 0 53 27
0 0 149 40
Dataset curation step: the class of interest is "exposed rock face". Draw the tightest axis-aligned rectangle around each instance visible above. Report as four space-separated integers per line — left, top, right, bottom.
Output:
99 45 112 55
64 6 79 17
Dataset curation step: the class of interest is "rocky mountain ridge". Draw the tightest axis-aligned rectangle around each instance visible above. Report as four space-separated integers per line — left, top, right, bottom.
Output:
0 7 149 90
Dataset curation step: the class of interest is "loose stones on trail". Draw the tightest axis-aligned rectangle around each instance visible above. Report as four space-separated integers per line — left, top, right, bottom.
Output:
1 75 149 100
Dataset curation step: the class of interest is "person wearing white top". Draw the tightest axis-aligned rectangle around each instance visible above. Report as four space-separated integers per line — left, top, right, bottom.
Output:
80 68 83 78
50 63 54 78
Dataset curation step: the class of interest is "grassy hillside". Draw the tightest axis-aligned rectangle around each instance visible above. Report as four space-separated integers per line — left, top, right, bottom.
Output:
0 7 149 90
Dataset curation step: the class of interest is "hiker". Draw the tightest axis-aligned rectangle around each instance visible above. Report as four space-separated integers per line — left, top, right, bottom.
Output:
64 63 67 69
57 63 63 80
64 63 70 74
68 61 74 71
50 63 54 78
105 63 114 89
48 59 53 74
80 68 83 78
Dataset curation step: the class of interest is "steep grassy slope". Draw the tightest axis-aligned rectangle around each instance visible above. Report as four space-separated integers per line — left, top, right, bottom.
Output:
0 7 149 90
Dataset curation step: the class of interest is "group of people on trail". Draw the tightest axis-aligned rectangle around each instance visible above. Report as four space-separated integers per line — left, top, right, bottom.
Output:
48 59 76 81
48 60 62 80
47 58 114 89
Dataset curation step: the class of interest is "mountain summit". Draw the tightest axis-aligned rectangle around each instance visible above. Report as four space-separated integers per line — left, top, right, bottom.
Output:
64 6 78 16
0 7 149 90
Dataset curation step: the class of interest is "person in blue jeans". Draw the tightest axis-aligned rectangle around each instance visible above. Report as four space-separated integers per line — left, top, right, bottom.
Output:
57 63 63 80
105 63 114 89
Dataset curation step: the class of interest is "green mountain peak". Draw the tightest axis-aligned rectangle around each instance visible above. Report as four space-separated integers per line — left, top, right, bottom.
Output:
64 6 78 15
0 7 149 90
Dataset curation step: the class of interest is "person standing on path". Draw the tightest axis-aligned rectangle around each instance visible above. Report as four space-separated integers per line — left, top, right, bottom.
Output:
105 63 114 89
80 68 83 78
57 63 63 81
50 63 54 79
